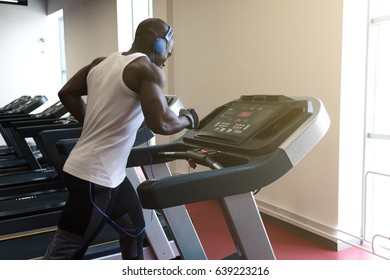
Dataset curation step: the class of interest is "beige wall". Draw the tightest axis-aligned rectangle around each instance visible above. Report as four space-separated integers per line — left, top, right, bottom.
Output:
163 0 343 232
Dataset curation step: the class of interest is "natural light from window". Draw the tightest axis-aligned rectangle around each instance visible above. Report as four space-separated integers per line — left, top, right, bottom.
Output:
363 0 390 253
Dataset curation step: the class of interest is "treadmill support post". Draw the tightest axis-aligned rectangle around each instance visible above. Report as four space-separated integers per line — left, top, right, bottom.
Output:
219 192 276 260
126 163 207 260
126 166 178 260
139 163 207 260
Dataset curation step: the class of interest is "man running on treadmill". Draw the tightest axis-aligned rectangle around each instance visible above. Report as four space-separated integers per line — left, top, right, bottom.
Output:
43 18 199 260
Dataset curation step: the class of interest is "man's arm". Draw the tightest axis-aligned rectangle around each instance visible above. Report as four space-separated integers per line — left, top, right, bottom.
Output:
138 64 193 135
58 57 105 124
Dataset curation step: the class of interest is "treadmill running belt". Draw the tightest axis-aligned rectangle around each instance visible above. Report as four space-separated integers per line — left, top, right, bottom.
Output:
0 191 68 219
0 225 120 260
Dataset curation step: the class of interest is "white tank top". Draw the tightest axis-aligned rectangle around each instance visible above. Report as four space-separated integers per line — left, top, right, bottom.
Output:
63 52 146 188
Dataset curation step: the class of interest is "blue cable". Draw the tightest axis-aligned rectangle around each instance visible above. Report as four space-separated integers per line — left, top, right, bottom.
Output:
89 183 146 238
88 129 156 238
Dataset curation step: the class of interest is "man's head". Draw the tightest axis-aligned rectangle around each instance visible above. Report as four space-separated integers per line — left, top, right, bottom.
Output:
132 18 174 68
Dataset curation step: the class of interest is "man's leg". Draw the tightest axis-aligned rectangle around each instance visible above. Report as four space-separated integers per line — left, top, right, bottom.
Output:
109 177 145 260
43 173 112 260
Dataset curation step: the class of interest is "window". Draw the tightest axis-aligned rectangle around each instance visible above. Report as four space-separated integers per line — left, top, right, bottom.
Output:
116 0 153 52
59 16 66 86
44 9 65 103
363 0 390 250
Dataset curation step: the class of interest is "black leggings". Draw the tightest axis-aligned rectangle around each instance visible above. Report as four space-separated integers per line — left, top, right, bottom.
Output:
43 172 145 260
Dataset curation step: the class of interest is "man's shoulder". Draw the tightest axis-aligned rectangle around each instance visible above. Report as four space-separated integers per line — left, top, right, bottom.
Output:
126 56 164 82
122 55 165 91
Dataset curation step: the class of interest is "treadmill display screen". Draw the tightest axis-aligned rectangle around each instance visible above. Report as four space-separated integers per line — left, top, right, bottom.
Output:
200 102 283 139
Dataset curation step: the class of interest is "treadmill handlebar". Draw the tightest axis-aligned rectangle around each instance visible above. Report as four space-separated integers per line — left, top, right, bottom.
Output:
158 149 224 170
136 145 292 209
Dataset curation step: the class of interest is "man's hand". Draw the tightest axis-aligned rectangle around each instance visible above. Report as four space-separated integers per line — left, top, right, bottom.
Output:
179 108 199 129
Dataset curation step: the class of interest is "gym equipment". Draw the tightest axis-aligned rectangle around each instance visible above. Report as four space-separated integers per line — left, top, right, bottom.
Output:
0 95 47 117
127 94 330 259
0 95 49 158
0 96 31 113
0 101 68 168
0 94 329 260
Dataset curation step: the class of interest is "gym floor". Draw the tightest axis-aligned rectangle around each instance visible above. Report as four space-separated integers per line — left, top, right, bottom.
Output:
186 200 381 260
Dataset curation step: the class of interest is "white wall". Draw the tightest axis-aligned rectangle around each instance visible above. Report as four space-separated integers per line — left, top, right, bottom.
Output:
0 0 118 146
0 0 119 106
0 0 52 105
47 0 118 77
164 0 343 239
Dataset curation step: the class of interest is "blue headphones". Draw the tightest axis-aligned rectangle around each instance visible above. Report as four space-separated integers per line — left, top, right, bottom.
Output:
153 26 174 54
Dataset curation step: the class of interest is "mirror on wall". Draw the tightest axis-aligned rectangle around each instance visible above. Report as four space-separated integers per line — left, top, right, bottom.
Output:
0 0 27 5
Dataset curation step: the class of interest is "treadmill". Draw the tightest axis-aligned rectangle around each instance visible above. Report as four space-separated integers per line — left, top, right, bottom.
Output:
0 101 68 169
125 94 330 260
0 96 32 114
0 119 81 191
0 95 47 118
0 95 49 158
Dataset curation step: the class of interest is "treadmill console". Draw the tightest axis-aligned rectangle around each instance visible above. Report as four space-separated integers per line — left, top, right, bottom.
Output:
184 95 312 155
34 101 68 119
0 96 31 113
9 95 48 114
